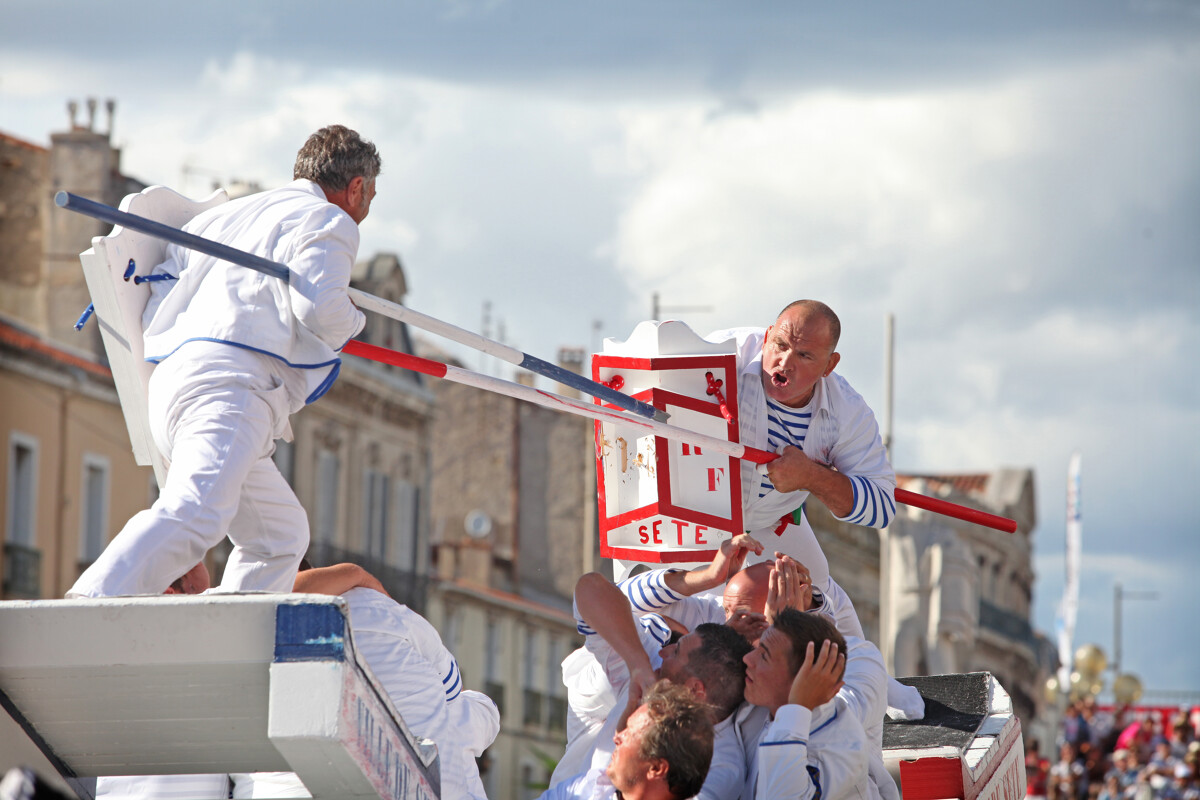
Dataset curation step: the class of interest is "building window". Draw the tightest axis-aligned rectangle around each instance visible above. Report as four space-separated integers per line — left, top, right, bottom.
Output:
79 454 110 567
6 433 37 547
443 604 462 658
315 448 340 545
4 433 40 598
364 469 390 562
393 478 418 571
546 636 566 732
484 616 505 716
523 626 543 727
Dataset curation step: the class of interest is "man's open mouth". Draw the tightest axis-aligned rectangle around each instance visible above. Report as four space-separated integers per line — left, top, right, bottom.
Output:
771 372 788 387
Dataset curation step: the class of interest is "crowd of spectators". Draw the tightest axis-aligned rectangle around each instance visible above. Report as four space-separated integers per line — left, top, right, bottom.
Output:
1027 699 1200 800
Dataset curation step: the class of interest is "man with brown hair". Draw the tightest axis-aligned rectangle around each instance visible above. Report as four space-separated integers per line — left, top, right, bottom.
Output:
741 607 877 800
70 125 378 600
542 681 714 800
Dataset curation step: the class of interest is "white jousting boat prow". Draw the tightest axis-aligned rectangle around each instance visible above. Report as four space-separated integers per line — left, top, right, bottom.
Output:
0 593 440 799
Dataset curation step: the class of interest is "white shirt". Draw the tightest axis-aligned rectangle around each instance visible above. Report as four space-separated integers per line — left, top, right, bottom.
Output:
746 699 870 800
143 179 366 408
345 588 500 791
538 765 617 800
705 327 896 593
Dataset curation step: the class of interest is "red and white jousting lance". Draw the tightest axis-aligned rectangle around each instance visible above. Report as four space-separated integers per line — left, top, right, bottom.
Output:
54 191 1015 534
52 191 667 422
343 339 1018 534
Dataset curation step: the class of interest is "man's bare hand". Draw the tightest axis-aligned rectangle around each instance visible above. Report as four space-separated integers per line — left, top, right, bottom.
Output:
708 533 764 584
629 665 658 707
764 555 813 623
617 666 659 732
765 446 820 494
787 640 845 710
726 608 769 643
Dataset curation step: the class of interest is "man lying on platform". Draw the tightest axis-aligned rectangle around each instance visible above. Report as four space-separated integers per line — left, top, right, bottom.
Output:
98 560 497 800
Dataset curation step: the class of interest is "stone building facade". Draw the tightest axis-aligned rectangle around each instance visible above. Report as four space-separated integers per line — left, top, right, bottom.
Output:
1 108 152 605
423 349 598 799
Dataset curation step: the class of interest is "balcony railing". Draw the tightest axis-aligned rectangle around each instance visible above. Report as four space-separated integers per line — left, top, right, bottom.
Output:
978 598 1037 652
2 542 41 598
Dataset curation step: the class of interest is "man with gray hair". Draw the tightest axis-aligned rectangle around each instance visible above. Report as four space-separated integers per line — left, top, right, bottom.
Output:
71 125 379 599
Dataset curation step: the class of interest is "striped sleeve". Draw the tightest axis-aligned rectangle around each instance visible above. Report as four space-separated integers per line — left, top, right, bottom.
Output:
576 610 673 649
442 657 463 701
617 568 686 613
838 474 896 528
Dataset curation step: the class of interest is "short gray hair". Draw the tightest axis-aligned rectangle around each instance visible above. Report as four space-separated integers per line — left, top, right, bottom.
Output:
293 125 381 192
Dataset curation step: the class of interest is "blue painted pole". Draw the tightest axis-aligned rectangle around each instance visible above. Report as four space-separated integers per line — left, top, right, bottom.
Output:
55 191 665 421
56 191 291 282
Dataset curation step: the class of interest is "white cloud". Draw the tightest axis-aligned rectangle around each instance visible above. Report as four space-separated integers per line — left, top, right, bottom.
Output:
4 24 1196 692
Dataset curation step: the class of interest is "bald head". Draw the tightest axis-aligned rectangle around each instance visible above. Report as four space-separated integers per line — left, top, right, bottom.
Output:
722 562 771 618
775 300 841 350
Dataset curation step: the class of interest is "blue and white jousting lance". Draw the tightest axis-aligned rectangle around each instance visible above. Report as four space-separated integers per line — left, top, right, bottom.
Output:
54 190 668 422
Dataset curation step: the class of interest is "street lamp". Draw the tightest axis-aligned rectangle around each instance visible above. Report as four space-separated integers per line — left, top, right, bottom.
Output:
1113 582 1158 679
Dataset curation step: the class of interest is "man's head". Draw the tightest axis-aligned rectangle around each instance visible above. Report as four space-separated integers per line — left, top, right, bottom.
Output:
722 562 772 619
760 300 841 408
165 562 210 595
657 623 752 721
607 680 714 800
742 607 846 714
294 125 381 224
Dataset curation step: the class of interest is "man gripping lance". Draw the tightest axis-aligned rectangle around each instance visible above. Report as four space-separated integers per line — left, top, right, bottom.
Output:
706 300 895 639
70 125 378 598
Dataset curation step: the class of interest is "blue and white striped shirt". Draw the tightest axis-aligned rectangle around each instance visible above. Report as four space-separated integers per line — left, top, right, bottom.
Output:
760 397 814 498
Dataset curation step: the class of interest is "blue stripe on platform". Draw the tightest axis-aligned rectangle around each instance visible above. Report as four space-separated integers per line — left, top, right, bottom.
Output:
275 603 347 662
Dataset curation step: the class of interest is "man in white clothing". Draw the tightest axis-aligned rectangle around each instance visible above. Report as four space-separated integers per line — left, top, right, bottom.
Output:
541 682 713 800
70 125 377 599
553 563 751 800
232 563 500 800
741 608 871 800
707 300 896 640
97 562 498 800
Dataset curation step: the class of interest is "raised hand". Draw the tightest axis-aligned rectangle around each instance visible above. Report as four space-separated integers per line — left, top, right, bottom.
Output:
764 554 813 623
787 639 845 710
726 607 769 644
709 533 765 584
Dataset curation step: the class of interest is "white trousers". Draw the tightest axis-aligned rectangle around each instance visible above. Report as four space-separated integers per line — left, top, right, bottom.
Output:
69 346 309 597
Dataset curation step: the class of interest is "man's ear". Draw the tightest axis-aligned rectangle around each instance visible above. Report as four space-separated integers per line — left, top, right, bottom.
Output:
346 175 365 206
824 351 841 376
684 675 707 701
645 757 670 782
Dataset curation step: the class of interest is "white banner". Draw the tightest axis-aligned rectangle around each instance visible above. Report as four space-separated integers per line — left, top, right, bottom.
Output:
1056 452 1082 682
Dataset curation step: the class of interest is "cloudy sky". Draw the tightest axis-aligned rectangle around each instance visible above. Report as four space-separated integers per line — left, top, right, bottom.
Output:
4 1 1198 694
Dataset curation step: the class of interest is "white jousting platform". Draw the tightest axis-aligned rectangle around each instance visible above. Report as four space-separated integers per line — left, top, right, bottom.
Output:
0 594 440 799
